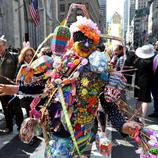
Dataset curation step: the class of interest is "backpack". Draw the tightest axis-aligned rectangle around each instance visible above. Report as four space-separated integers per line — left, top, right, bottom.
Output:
104 72 127 103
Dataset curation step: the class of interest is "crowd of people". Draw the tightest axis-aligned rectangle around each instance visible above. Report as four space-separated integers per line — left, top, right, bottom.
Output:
0 12 158 158
112 43 158 121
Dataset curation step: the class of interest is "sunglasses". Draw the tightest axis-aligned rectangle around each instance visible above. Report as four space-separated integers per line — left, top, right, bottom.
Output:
25 54 34 57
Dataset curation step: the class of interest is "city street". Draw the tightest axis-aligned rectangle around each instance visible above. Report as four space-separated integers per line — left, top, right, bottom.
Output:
0 90 157 158
0 0 158 158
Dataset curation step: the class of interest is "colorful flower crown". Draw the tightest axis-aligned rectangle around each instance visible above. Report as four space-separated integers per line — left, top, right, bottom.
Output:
70 16 100 45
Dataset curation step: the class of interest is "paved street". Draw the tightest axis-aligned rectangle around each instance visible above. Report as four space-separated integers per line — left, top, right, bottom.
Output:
0 90 158 158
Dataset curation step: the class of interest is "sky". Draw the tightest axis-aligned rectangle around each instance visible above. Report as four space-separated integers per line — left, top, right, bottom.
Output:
107 0 124 21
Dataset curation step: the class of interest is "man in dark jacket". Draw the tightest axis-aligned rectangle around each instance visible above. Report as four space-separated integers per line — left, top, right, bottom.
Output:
0 35 23 134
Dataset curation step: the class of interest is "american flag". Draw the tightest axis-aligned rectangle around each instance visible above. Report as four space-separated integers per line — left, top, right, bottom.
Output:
29 0 40 26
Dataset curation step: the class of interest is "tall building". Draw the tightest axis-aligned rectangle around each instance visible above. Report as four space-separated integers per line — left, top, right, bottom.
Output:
148 0 158 43
124 0 136 30
123 0 129 37
132 0 150 48
0 0 100 48
129 0 136 26
56 0 100 25
0 0 50 48
38 0 100 47
110 12 122 45
0 0 25 48
98 0 107 33
124 0 135 45
135 0 148 9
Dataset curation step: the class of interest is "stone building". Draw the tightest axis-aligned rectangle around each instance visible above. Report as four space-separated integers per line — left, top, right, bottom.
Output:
56 0 100 25
98 0 107 33
0 0 100 49
0 0 25 48
148 0 158 43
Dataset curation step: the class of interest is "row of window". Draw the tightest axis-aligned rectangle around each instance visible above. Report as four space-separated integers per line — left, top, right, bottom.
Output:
59 2 89 22
59 2 89 12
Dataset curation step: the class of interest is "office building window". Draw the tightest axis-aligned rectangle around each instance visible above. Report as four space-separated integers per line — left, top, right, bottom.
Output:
60 4 65 12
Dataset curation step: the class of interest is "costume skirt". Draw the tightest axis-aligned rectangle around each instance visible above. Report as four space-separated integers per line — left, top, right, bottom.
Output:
48 135 74 158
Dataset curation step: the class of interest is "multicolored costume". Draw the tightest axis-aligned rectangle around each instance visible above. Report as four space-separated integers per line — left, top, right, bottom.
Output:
6 4 154 158
17 14 128 157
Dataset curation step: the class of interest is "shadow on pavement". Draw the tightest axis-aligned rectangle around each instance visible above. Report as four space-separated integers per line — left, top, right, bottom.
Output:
0 135 42 158
112 143 139 158
112 130 139 158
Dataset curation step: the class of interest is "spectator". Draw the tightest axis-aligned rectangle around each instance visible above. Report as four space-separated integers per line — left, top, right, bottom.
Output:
134 44 155 123
0 35 23 135
123 48 136 86
110 44 124 70
16 47 35 76
16 47 36 117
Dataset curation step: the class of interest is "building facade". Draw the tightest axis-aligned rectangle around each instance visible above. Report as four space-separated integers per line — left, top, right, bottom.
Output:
0 0 25 48
0 0 100 49
133 0 150 49
124 0 136 45
110 12 122 46
135 0 148 9
123 0 129 38
56 0 100 26
148 0 158 43
98 0 107 33
129 0 136 25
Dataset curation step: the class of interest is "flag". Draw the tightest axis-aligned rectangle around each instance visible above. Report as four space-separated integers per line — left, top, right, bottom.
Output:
29 0 40 26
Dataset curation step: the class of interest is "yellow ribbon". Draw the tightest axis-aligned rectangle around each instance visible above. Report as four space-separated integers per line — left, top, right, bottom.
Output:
58 85 81 157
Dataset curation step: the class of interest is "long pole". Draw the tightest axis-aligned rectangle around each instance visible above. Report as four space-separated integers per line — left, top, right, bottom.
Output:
42 0 47 38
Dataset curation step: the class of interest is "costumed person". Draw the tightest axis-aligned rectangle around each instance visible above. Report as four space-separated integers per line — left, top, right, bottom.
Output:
0 16 141 157
0 35 23 135
16 44 36 117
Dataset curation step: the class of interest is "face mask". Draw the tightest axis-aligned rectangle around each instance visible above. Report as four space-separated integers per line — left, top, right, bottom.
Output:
74 38 96 57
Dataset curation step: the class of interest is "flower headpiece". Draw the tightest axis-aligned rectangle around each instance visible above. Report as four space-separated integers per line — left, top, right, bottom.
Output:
70 16 100 45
